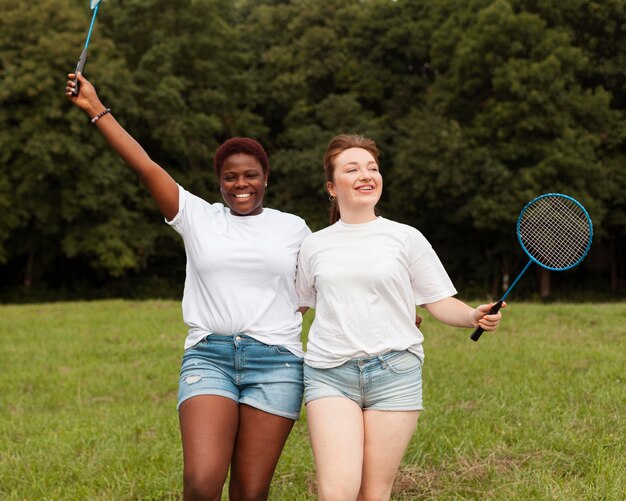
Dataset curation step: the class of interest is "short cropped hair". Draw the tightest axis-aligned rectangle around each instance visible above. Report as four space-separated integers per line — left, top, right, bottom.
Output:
213 137 270 177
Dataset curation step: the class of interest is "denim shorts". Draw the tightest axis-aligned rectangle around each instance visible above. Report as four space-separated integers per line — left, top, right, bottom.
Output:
178 334 304 420
304 350 423 411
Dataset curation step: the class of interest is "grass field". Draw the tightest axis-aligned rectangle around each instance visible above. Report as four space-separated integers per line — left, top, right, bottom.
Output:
0 300 624 500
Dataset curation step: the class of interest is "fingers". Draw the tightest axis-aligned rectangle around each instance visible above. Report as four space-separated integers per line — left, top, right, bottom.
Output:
65 72 77 96
474 301 506 331
477 315 500 331
65 72 93 102
66 78 77 96
415 314 423 329
65 72 86 96
477 309 504 331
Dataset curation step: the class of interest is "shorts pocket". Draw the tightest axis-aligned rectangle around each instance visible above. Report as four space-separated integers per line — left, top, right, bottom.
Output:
386 351 421 375
272 344 295 355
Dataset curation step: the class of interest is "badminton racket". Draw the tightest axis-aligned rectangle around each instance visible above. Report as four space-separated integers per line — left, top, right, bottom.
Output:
471 193 593 342
71 0 104 96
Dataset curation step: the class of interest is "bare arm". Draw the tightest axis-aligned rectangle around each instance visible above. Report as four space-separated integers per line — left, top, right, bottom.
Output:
424 297 504 331
66 73 179 220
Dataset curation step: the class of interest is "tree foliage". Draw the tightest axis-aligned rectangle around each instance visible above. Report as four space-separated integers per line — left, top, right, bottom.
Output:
1 0 624 299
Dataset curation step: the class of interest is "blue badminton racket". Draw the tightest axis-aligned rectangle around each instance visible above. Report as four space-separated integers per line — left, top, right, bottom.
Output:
71 0 104 96
471 193 593 342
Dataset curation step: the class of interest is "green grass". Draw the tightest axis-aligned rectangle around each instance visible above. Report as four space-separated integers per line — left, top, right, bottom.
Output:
0 300 624 500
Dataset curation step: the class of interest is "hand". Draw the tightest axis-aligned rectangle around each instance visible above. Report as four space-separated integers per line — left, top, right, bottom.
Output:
415 314 423 329
471 302 506 331
65 72 105 117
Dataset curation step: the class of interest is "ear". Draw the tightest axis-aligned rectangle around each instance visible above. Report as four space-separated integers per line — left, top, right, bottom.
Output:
326 181 336 198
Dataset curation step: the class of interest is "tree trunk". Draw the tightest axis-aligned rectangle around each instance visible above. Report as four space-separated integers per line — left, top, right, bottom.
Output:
491 256 510 300
539 267 551 299
24 249 34 288
610 238 617 293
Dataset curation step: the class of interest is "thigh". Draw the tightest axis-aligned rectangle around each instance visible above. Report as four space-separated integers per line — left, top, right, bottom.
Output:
179 395 239 499
306 397 365 501
359 410 420 501
229 404 296 501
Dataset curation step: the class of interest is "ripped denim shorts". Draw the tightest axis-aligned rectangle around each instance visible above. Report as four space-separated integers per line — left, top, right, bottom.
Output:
177 334 304 420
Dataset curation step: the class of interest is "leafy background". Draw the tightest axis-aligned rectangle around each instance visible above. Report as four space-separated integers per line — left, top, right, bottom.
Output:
1 0 624 302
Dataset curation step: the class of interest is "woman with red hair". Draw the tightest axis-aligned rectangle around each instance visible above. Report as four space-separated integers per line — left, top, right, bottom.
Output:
297 134 504 501
66 73 309 501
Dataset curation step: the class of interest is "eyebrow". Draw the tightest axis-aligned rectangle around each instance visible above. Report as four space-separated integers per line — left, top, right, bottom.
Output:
342 161 378 168
222 169 261 175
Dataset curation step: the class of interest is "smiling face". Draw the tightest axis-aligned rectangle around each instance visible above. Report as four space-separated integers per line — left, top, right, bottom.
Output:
327 147 382 222
219 153 268 216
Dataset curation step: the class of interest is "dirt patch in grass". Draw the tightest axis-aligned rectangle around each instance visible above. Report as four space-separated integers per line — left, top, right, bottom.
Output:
300 451 531 499
392 451 531 499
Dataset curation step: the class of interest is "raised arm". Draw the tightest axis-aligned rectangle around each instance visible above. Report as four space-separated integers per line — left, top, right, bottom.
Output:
66 73 179 221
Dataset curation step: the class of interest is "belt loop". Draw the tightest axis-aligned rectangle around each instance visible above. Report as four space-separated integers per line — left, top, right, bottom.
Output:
378 355 387 369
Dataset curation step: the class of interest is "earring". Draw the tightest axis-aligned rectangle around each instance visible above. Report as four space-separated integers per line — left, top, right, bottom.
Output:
329 195 336 201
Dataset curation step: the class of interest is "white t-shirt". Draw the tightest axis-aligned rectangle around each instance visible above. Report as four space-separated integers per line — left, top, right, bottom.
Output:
167 185 311 356
296 217 457 368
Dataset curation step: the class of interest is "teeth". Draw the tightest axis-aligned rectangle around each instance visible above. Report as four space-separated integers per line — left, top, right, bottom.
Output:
234 194 252 198
357 186 373 191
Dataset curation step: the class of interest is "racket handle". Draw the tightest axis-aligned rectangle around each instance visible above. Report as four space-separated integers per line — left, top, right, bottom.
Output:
470 299 504 342
72 49 87 96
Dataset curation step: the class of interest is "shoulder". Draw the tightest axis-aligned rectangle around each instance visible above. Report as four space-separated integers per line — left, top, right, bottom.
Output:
300 223 336 251
265 208 310 233
262 208 311 242
179 185 221 209
379 217 416 233
173 185 228 224
379 218 431 251
306 222 338 240
381 217 425 236
265 208 307 226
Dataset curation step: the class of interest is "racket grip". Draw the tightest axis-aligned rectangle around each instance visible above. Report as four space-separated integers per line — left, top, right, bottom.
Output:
72 49 87 96
470 299 504 342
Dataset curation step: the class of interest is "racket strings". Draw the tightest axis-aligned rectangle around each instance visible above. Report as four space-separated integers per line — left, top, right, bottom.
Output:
521 203 589 266
518 196 591 269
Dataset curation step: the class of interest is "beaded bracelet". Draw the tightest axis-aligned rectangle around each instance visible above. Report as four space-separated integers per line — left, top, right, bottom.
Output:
91 108 111 123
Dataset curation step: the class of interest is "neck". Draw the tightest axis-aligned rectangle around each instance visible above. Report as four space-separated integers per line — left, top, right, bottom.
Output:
338 208 377 224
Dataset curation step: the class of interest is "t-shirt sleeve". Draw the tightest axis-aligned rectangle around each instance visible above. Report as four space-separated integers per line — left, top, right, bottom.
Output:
164 184 191 235
297 220 313 245
166 185 220 237
296 239 316 308
409 231 457 306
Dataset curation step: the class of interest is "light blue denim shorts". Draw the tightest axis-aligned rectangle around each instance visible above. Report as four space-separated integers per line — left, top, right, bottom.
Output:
178 334 304 420
304 350 423 411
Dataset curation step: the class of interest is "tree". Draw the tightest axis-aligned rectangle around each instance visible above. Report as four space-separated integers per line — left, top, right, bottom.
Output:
517 0 626 292
0 0 145 290
103 0 267 199
406 0 621 296
239 0 386 229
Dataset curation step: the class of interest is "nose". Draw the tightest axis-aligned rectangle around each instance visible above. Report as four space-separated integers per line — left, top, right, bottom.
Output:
358 168 372 181
234 176 248 188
